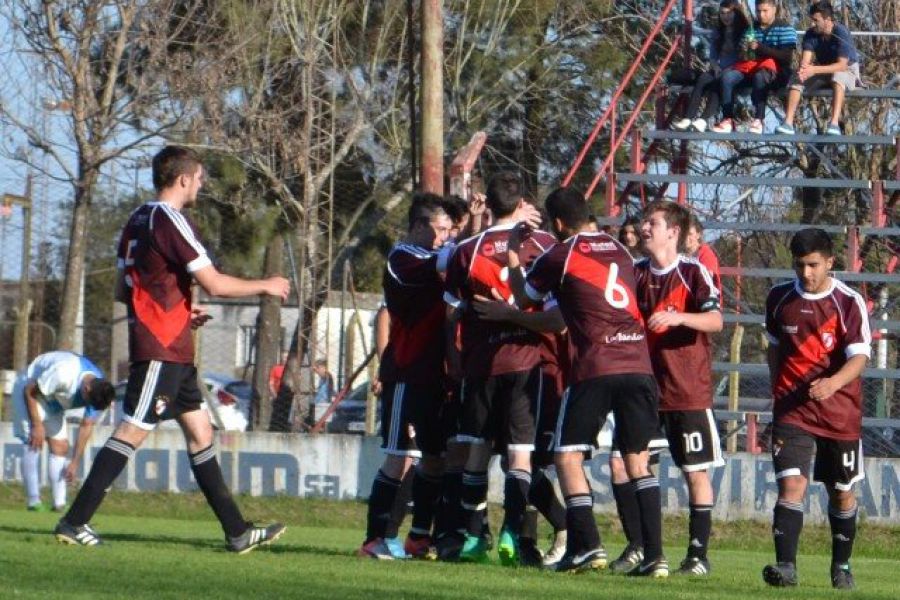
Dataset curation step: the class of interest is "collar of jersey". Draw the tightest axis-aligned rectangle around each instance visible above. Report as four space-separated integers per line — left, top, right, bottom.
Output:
564 230 604 243
794 277 836 300
649 254 683 276
484 221 518 232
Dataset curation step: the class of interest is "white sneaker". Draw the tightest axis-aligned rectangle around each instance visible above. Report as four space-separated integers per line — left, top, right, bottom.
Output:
747 119 763 134
711 119 733 133
671 118 691 131
542 530 567 568
690 118 707 132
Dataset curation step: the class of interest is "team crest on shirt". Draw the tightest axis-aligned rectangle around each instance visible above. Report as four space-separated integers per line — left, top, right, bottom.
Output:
154 394 171 416
821 331 835 351
772 438 783 457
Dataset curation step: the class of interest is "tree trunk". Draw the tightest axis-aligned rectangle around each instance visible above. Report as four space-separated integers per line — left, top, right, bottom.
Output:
420 0 444 193
57 168 96 350
250 232 285 430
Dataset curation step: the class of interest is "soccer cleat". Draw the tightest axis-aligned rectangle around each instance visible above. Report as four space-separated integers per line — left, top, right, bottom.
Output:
628 556 669 578
226 523 285 555
357 537 397 560
762 562 798 587
676 556 711 576
671 118 692 131
690 118 708 133
542 530 567 569
831 563 855 590
609 545 644 574
55 519 103 546
711 119 734 133
555 546 608 573
27 502 49 513
518 537 544 568
747 119 764 134
458 534 489 563
384 536 408 559
497 528 519 566
775 123 796 135
404 534 435 559
435 531 466 561
825 123 841 136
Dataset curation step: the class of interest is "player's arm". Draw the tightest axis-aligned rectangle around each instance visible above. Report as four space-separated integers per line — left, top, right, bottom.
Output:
647 309 723 333
766 342 781 392
64 415 97 483
193 265 289 300
23 381 45 450
374 306 390 360
808 354 867 402
114 269 129 303
472 296 565 333
506 224 539 309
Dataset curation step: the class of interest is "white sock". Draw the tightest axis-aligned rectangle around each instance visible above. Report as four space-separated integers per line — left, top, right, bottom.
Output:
49 454 68 509
22 446 41 507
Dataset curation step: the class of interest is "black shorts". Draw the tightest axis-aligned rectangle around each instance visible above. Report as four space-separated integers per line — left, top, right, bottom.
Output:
660 409 724 472
458 368 540 452
123 361 203 430
380 382 447 457
608 413 668 465
533 367 564 468
771 422 864 491
556 374 658 454
440 381 463 444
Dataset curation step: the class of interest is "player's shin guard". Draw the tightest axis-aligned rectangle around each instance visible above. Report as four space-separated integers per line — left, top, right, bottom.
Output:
773 499 804 564
48 454 67 509
634 475 663 561
530 467 566 532
502 469 531 535
189 445 246 538
434 467 463 538
612 480 643 547
564 493 600 552
688 503 714 560
366 469 402 542
22 446 41 508
65 437 134 526
385 467 414 539
828 504 857 565
409 468 443 539
460 470 488 536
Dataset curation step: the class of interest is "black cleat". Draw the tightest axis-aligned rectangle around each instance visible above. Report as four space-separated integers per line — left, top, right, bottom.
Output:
55 519 103 546
628 556 669 578
763 562 798 587
676 556 711 576
831 563 855 590
609 545 644 574
435 531 465 561
555 546 608 573
518 538 544 568
226 523 286 554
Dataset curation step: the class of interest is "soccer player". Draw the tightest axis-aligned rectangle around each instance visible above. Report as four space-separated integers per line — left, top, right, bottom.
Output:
633 201 724 575
12 351 116 511
762 228 870 590
444 172 556 565
55 145 289 552
510 186 666 576
358 193 453 559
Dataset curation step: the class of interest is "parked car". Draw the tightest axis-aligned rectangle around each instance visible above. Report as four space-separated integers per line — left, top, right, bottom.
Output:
327 383 380 434
202 373 251 432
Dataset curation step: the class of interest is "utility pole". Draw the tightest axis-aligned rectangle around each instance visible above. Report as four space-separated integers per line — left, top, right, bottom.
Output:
420 0 444 193
4 175 34 371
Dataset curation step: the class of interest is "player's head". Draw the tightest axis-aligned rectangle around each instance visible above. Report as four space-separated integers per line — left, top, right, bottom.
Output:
641 200 690 255
87 379 116 412
485 172 525 219
684 212 704 255
755 0 777 26
441 195 469 239
152 146 205 206
790 228 834 293
408 192 452 249
544 187 590 240
809 1 835 34
617 215 642 252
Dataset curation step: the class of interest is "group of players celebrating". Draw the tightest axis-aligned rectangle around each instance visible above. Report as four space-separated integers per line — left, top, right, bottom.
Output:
362 172 871 591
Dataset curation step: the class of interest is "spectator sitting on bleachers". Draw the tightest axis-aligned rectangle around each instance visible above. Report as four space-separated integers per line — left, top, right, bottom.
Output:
712 0 796 134
672 0 751 133
775 2 861 136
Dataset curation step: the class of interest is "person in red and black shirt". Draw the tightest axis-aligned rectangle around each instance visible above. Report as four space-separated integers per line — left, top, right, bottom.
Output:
684 212 723 295
634 201 724 576
510 187 666 576
56 146 290 553
444 172 555 564
359 193 453 560
762 229 870 590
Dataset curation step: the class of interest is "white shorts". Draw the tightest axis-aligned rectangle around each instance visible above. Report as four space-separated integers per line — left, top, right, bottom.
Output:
11 376 67 443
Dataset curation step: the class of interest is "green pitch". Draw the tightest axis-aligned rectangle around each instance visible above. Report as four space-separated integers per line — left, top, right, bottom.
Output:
1 485 898 599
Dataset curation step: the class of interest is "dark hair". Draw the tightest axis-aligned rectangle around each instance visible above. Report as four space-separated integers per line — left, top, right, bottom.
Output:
688 211 704 233
407 192 447 231
643 200 691 248
713 0 751 57
152 146 202 192
617 215 642 246
809 1 834 19
88 379 116 411
544 187 590 230
755 0 777 7
485 172 524 219
790 228 833 258
441 195 469 225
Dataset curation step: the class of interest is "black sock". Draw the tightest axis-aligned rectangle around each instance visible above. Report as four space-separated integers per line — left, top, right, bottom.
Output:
688 503 714 560
634 475 663 561
773 500 804 564
366 469 401 542
501 469 531 535
190 445 247 538
612 480 643 548
565 493 600 553
434 467 463 538
385 468 414 539
461 470 488 536
410 468 443 539
529 468 566 532
828 504 857 565
521 507 539 542
65 437 134 526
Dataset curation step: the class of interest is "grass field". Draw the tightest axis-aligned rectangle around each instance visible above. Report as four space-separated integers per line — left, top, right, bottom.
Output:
1 483 898 599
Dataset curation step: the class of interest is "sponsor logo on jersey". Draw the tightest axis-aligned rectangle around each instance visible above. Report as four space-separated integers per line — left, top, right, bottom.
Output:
481 239 508 257
578 241 617 253
782 325 799 334
604 332 645 344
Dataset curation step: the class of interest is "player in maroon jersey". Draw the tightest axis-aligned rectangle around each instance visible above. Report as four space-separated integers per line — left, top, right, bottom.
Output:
762 229 870 590
632 200 724 576
56 146 289 553
359 193 454 560
509 186 667 576
444 172 557 565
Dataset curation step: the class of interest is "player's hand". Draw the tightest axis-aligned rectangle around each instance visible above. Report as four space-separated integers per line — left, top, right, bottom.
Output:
190 306 213 329
371 378 383 396
63 461 78 483
28 424 44 451
264 276 291 301
647 311 684 332
469 193 486 217
519 202 543 229
508 222 531 257
472 293 515 321
809 377 839 401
